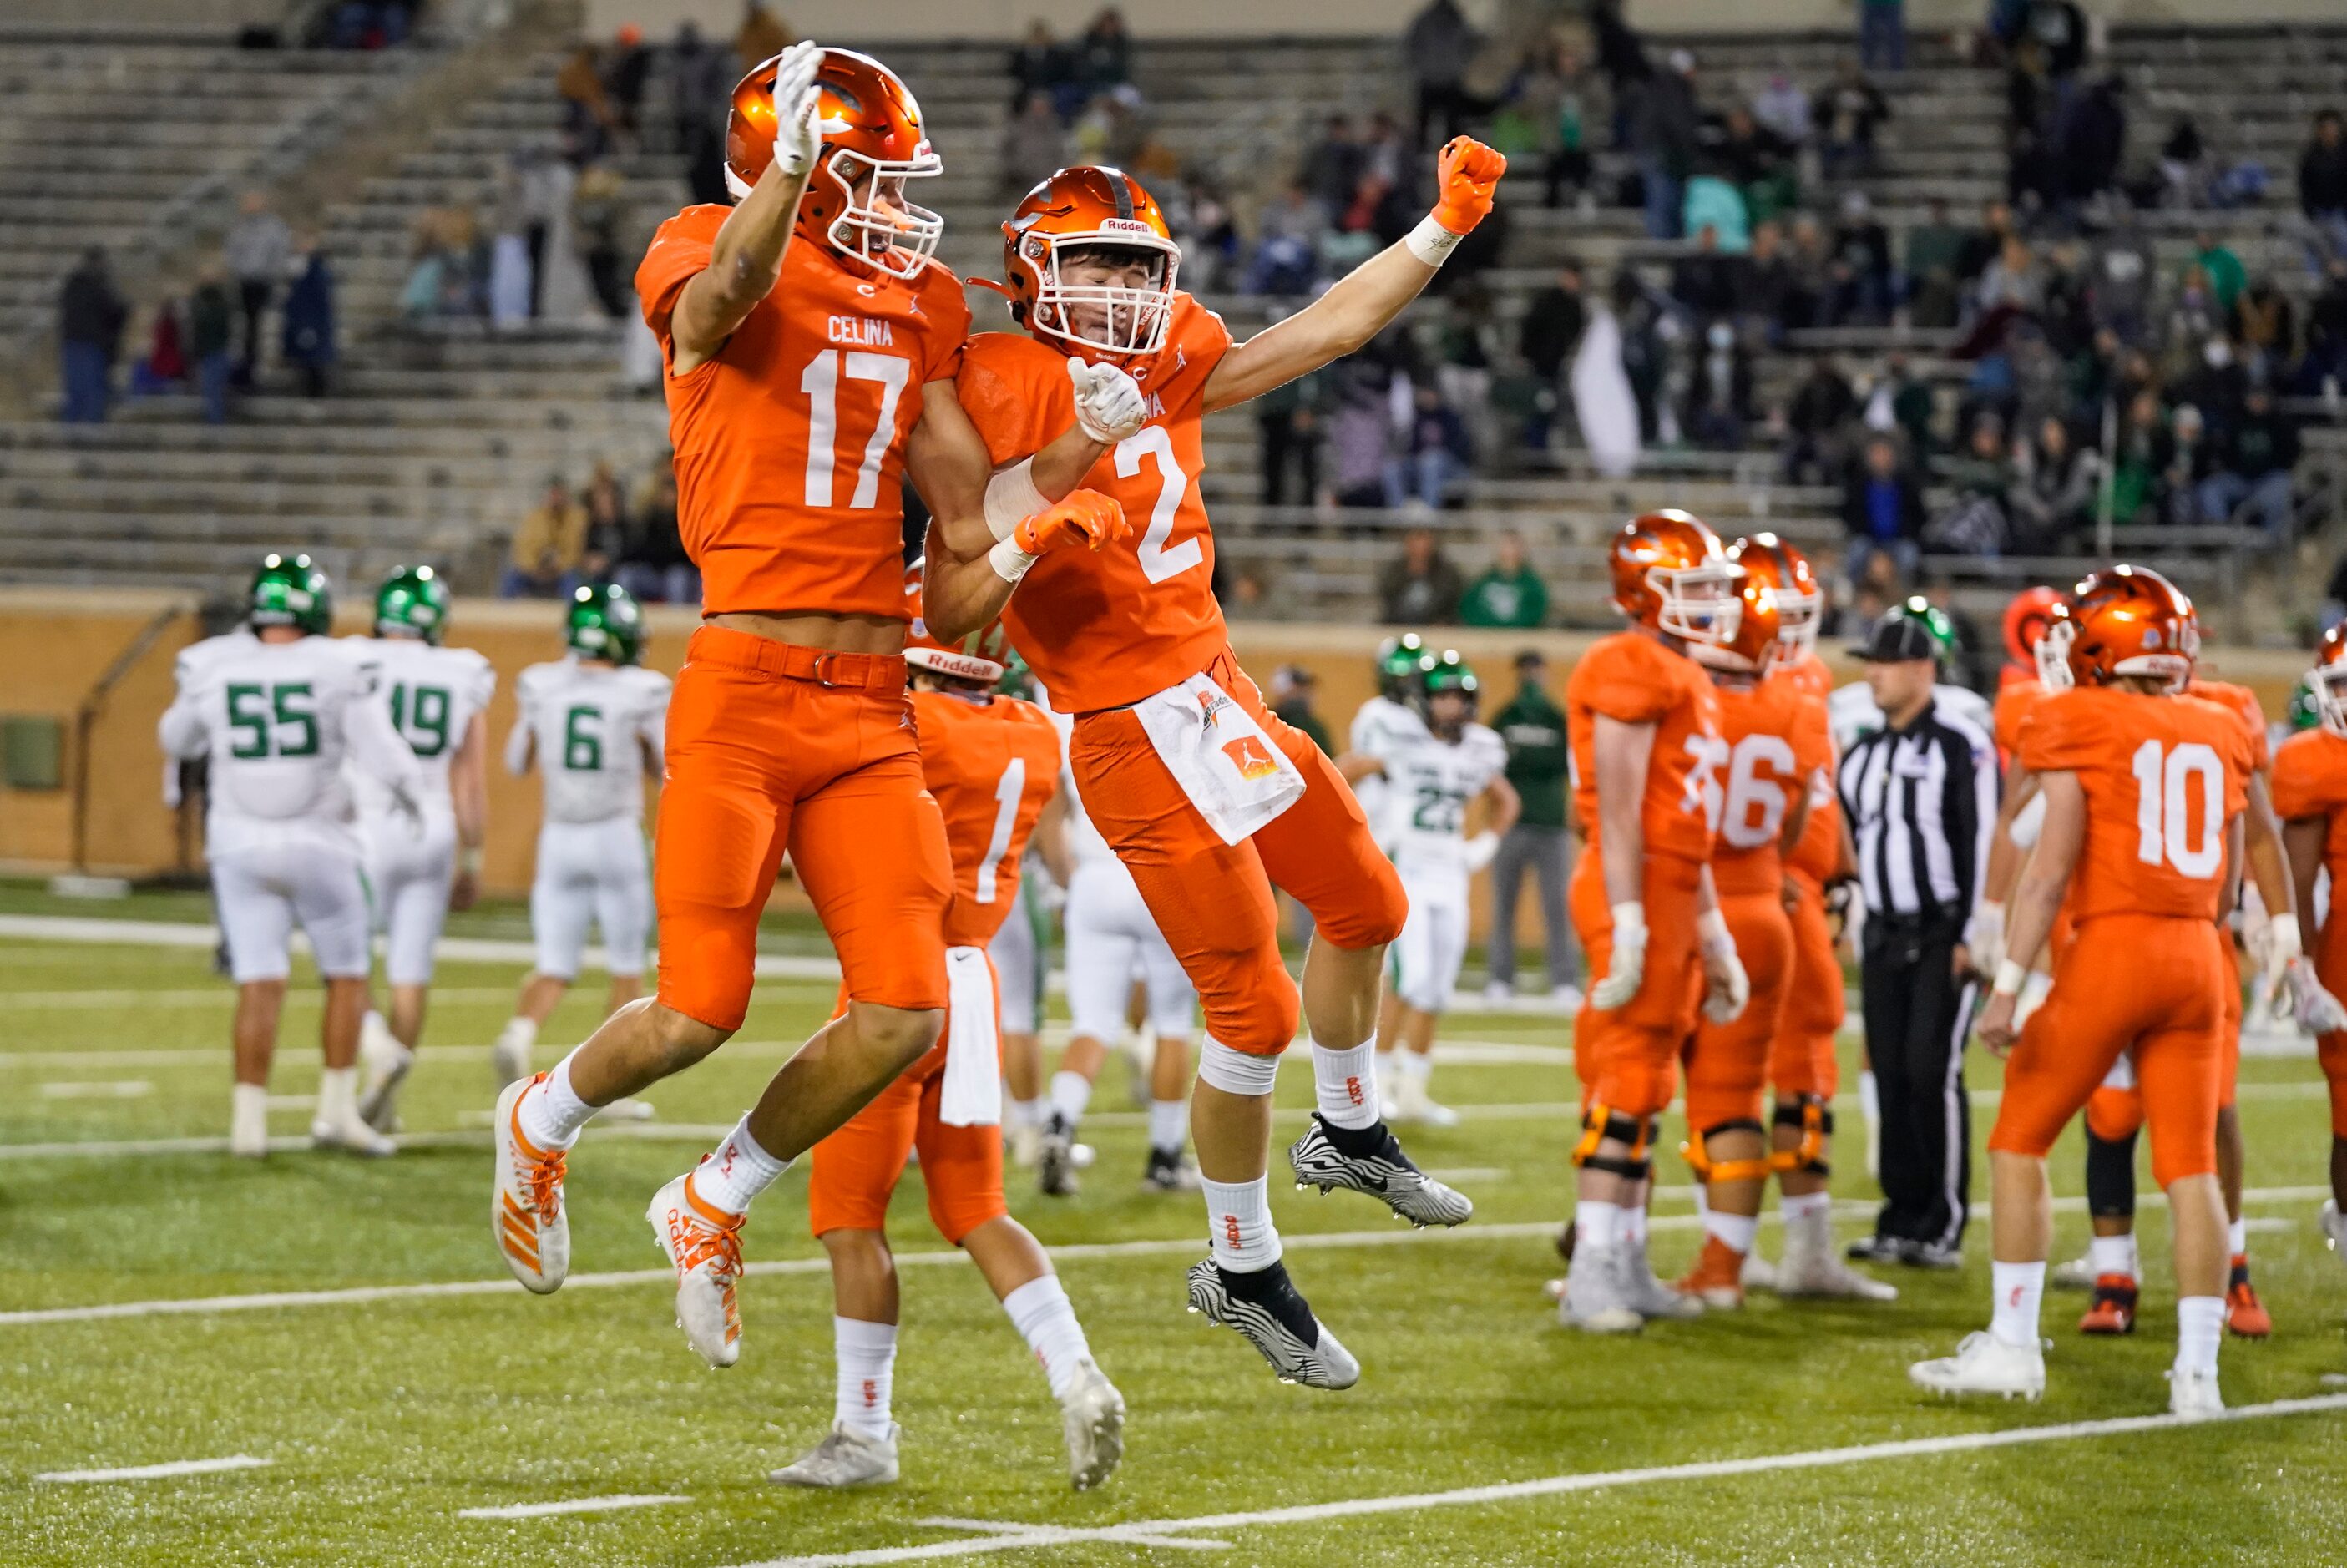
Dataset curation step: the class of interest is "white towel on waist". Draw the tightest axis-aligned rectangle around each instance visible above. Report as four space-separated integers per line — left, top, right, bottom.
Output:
1130 673 1308 846
938 944 1002 1127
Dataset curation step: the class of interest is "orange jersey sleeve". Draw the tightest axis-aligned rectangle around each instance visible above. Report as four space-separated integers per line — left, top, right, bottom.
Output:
1566 631 1724 866
2188 677 2271 773
2270 728 2347 906
1709 674 1819 894
913 690 1064 948
1773 654 1841 884
637 209 974 620
1994 677 2046 761
960 296 1236 714
2021 685 2253 924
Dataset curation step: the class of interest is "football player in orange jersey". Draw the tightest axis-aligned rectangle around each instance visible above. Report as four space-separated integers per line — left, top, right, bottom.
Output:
1721 536 1894 1302
1911 568 2285 1415
772 569 1122 1493
2264 625 2347 1280
490 43 1142 1370
1997 585 2061 695
938 148 1507 1386
1557 513 1749 1333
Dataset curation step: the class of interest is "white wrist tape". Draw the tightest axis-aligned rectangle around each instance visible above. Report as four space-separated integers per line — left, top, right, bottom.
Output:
2266 912 2303 968
1697 908 1734 957
1992 959 2030 998
984 458 1048 543
987 536 1038 584
458 846 483 875
1404 214 1464 266
1610 900 1646 942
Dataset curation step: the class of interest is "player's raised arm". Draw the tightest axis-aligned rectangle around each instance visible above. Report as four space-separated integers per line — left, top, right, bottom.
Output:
666 41 822 374
1200 137 1505 414
1979 769 2085 1053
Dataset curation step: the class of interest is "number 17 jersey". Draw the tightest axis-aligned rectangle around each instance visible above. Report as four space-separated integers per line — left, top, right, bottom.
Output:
956 296 1235 715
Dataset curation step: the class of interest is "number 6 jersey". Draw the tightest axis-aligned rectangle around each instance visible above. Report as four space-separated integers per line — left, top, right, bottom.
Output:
508 658 673 824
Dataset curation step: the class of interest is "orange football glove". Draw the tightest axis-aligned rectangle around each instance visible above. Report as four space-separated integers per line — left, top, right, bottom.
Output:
1430 136 1507 235
1012 489 1131 554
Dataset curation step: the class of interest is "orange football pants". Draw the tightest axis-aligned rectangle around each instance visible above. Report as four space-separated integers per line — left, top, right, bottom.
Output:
807 970 1007 1245
1067 646 1406 1055
2316 901 2347 1138
1570 847 1705 1118
1770 871 1844 1100
1990 913 2225 1189
655 628 953 1033
1681 889 1792 1132
2084 933 2242 1142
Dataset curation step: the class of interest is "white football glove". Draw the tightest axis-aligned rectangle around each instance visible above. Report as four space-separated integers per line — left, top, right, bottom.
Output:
769 39 824 180
1965 901 2006 979
1067 358 1147 445
1463 831 1500 874
1697 908 1749 1025
1588 900 1647 1011
2287 958 2347 1036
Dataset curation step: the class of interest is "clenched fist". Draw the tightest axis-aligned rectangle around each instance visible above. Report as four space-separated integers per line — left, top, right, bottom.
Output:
1430 136 1507 234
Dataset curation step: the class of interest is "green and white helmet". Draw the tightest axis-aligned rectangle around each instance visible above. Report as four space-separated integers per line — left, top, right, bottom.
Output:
565 582 645 666
1424 648 1480 701
250 552 333 636
1376 632 1434 698
374 564 450 645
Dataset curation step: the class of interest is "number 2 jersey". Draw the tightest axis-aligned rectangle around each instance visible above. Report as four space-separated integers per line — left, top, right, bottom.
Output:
956 295 1234 714
1565 630 1723 868
159 630 420 860
910 688 1062 948
506 658 672 823
1383 722 1509 883
2014 685 2254 924
344 635 495 831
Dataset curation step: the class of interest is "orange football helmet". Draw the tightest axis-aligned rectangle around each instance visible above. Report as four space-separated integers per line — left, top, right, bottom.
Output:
2038 565 2198 693
1725 532 1819 658
902 562 1008 685
2309 624 2347 740
1690 566 1783 675
1608 510 1739 646
726 48 943 279
999 165 1181 357
2002 584 2062 667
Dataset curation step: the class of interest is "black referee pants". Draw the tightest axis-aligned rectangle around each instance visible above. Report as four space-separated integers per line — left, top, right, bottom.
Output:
1860 915 1979 1252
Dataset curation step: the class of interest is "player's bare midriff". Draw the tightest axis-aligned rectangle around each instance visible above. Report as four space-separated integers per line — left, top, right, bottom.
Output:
704 609 907 655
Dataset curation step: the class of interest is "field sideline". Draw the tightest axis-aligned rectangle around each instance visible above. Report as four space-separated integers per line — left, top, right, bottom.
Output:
5 907 2346 1566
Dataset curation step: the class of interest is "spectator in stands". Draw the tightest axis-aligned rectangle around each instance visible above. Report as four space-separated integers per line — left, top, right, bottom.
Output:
1075 8 1132 94
2008 415 2101 553
2151 114 2208 209
2178 333 2248 432
1819 58 1889 179
602 25 653 144
504 478 589 599
573 164 630 319
1671 225 1740 323
1519 262 1586 448
281 235 336 398
1842 432 1925 584
735 0 790 71
1878 349 1938 458
1302 115 1365 215
2193 229 2248 315
1902 197 1967 330
1929 417 2017 556
2087 209 2156 346
2158 402 2216 523
127 299 185 399
1008 19 1076 118
1681 173 1750 256
2198 384 2299 535
2107 387 2170 524
1751 71 1813 148
190 268 234 426
1329 368 1396 508
2236 277 2298 384
671 23 734 205
1737 220 1796 341
1377 527 1464 625
225 191 291 391
1256 365 1326 508
1829 190 1893 326
619 470 697 604
1459 530 1548 628
1437 286 1500 451
1858 0 1905 73
2304 255 2347 391
2057 72 2128 208
1784 355 1857 483
1515 42 1595 210
1485 650 1577 1002
1166 175 1238 292
2026 0 2087 78
1244 184 1327 296
1629 50 1702 240
1682 320 1755 450
1955 198 2016 292
579 462 631 585
1715 106 1796 226
1783 214 1834 332
1975 234 2042 317
2301 110 2347 260
1003 93 1070 195
1388 383 1473 509
557 43 615 164
1404 0 1479 149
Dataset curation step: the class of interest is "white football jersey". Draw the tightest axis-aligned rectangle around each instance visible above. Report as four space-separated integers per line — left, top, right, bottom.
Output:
159 629 421 859
507 658 670 823
1350 694 1430 848
346 635 496 827
1383 721 1509 875
1827 680 1994 753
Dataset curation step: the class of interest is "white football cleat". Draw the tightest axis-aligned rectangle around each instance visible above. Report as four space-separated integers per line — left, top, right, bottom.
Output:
1058 1355 1126 1491
2319 1200 2347 1261
1622 1235 1703 1320
1481 981 1514 1009
770 1423 899 1487
491 1075 570 1293
1560 1246 1643 1334
490 1019 534 1089
1909 1332 2046 1400
1776 1208 1898 1301
2050 1252 2097 1292
230 1089 269 1159
357 1014 414 1134
1550 984 1585 1011
1740 1248 1779 1292
2167 1367 2224 1421
647 1171 745 1368
1385 1075 1460 1128
311 1106 396 1157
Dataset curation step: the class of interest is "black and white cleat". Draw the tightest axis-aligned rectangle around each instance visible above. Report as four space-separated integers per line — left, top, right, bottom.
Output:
1287 1113 1473 1228
1185 1257 1360 1390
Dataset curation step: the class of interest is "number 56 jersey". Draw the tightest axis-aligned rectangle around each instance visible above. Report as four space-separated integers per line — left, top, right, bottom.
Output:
508 658 673 824
2015 685 2255 923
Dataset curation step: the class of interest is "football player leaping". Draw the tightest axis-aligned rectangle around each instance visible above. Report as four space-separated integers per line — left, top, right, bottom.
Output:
943 146 1509 1386
1340 650 1517 1126
349 565 496 1132
492 585 671 1085
159 554 423 1158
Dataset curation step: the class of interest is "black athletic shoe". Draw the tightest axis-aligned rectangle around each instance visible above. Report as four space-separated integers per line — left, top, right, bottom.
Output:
1904 1241 1965 1271
1184 1258 1359 1389
1287 1113 1472 1227
1141 1146 1198 1191
1038 1114 1080 1197
1845 1233 1909 1263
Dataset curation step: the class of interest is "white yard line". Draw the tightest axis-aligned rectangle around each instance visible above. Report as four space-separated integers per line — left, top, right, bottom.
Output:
36 1454 273 1484
457 1494 692 1520
38 1080 151 1100
736 1395 2347 1568
3 987 522 1009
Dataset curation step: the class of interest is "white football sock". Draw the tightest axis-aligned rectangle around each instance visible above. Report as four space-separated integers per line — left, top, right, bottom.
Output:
1780 1190 1834 1222
1312 1038 1379 1129
832 1316 898 1439
2175 1294 2223 1377
1002 1275 1093 1401
315 1066 357 1125
1048 1069 1093 1129
1147 1098 1187 1151
1990 1260 2046 1349
2227 1216 2248 1257
1704 1209 1758 1255
231 1082 268 1143
691 1114 791 1214
1621 1196 1651 1247
1397 1049 1434 1085
2089 1232 2139 1279
499 1015 539 1050
1012 1095 1045 1132
1575 1199 1624 1250
516 1050 593 1151
1202 1174 1282 1272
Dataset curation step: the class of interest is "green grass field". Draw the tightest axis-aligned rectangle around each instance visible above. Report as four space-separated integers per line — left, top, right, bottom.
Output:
4 899 2346 1567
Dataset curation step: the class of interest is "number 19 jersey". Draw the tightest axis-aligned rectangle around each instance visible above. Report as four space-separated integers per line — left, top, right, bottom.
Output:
508 658 672 824
346 635 495 827
956 296 1235 715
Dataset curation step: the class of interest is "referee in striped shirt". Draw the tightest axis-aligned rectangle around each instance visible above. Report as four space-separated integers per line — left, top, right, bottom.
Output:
1838 607 2000 1267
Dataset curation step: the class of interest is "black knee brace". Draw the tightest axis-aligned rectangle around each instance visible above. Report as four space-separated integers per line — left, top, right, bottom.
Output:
2085 1126 2140 1220
1771 1096 1834 1176
1573 1104 1652 1181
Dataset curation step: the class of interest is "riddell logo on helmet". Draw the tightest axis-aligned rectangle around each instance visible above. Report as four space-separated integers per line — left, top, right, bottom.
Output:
1099 218 1154 234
